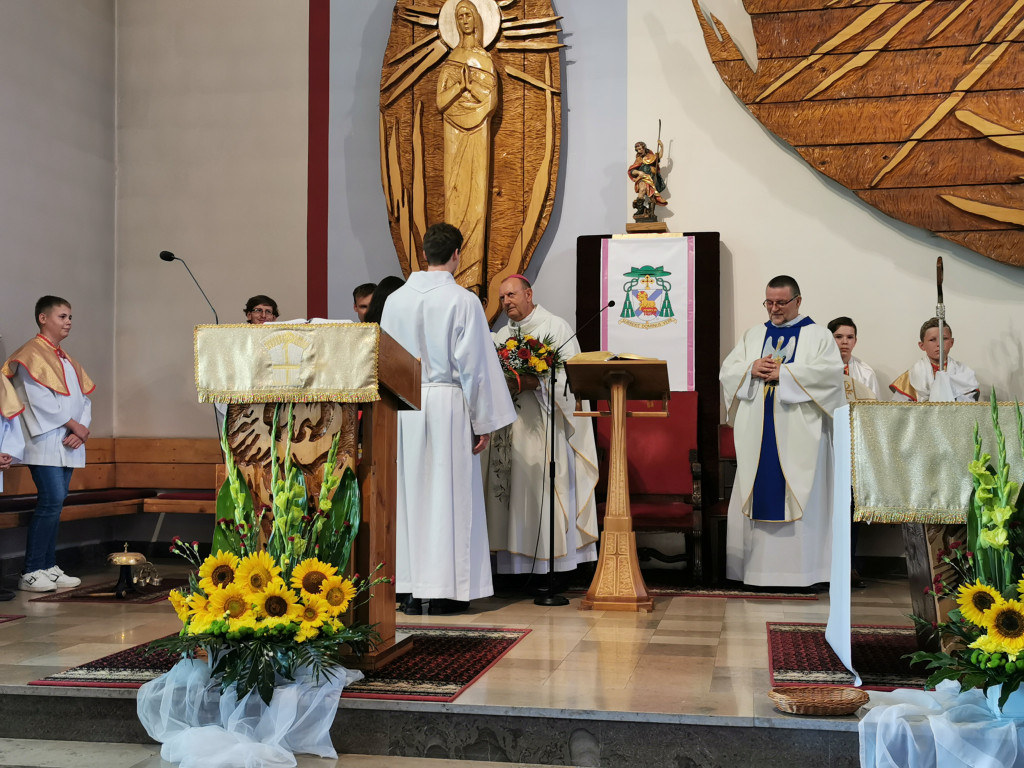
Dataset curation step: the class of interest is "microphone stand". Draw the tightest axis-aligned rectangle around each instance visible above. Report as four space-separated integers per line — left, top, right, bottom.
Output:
159 251 219 324
936 257 945 372
533 300 616 607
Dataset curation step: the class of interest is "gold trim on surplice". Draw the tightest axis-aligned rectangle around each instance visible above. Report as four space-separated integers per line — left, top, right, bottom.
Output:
194 323 381 404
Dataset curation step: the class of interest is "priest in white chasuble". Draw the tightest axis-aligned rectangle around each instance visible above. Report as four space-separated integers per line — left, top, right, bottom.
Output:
380 223 516 615
719 276 845 588
483 276 599 575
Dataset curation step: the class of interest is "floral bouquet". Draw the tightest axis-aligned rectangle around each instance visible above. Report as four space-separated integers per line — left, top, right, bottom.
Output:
150 405 387 706
909 391 1024 711
495 330 563 392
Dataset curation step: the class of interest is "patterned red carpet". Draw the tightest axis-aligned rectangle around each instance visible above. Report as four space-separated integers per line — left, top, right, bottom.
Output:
768 621 927 691
0 615 25 625
29 578 190 605
29 624 530 702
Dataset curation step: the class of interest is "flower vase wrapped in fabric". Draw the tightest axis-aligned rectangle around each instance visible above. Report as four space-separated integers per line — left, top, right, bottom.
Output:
909 391 1024 714
137 406 389 766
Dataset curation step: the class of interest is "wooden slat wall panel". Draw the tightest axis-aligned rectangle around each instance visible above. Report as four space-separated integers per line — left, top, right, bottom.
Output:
114 438 222 464
0 464 115 496
143 499 217 515
87 438 115 463
115 463 217 490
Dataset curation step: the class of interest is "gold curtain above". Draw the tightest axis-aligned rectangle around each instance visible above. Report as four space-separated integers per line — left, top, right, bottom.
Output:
851 402 1024 524
194 323 381 404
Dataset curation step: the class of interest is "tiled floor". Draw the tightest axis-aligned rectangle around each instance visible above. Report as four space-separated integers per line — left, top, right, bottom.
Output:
0 563 914 765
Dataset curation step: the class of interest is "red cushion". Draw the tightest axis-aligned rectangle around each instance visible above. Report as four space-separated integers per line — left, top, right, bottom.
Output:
595 391 698 496
719 424 735 461
598 497 694 531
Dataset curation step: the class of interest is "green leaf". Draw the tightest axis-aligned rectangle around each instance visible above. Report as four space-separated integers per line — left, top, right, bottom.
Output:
212 470 252 555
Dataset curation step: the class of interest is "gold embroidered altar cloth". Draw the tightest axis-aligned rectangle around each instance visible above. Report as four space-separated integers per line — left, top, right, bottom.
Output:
851 402 1024 524
194 323 381 404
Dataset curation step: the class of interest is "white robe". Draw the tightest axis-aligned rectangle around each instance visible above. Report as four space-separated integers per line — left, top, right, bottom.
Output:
12 360 91 468
381 270 517 601
889 357 979 403
0 415 25 493
719 316 846 587
483 305 599 574
843 356 879 402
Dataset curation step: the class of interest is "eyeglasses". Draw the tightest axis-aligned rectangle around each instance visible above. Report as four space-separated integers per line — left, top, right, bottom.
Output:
763 295 800 309
249 308 277 316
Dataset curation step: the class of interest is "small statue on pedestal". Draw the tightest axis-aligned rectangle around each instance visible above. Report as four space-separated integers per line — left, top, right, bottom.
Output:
628 138 667 224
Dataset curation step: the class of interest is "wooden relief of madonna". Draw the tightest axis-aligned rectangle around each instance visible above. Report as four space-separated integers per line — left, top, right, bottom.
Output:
380 0 564 322
693 0 1024 267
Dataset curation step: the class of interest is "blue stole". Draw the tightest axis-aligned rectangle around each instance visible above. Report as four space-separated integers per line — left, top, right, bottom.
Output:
751 316 815 521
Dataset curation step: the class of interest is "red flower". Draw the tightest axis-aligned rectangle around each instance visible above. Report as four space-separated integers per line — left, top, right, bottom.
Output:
499 348 511 360
527 338 541 350
517 348 531 360
949 540 962 550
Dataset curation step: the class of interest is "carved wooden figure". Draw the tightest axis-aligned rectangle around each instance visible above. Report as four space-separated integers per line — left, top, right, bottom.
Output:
693 0 1024 267
380 0 565 322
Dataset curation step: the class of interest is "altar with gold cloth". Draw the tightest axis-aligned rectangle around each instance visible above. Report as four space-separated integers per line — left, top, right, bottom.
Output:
826 402 1024 685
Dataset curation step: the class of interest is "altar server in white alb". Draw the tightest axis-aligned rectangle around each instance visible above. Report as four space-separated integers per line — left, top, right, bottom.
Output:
889 318 979 403
483 276 599 575
0 378 26 494
381 223 517 615
827 316 879 402
719 276 845 587
3 296 94 592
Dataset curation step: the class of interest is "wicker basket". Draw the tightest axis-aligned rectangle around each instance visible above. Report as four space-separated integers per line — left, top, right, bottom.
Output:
768 686 869 716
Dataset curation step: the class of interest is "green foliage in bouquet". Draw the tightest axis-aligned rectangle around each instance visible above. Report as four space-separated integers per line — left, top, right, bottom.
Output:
908 391 1024 710
151 405 388 705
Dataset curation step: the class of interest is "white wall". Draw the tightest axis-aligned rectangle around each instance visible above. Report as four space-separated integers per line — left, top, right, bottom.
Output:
629 0 1024 399
0 0 115 435
115 0 309 438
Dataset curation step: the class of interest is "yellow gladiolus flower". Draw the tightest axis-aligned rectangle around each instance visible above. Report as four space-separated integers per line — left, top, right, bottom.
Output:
321 576 357 616
290 558 338 598
957 581 1002 626
236 551 282 594
198 550 240 592
985 599 1024 654
980 527 1009 550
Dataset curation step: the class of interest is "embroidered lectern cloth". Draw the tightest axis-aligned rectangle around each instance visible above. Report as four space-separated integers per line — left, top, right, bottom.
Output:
195 323 381 404
850 402 1024 524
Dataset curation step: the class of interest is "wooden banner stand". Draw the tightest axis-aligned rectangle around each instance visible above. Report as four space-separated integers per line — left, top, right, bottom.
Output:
566 358 671 612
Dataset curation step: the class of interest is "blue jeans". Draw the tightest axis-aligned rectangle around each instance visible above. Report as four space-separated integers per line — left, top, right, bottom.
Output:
24 465 73 573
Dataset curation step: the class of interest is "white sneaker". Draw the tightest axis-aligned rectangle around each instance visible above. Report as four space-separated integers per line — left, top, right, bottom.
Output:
18 569 58 592
45 566 81 588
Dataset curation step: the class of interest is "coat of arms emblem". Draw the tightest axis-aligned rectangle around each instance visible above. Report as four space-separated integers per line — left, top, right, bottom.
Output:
620 266 677 330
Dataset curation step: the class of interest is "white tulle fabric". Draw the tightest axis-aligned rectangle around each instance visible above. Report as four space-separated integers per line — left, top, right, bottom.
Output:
137 658 363 768
860 680 1024 768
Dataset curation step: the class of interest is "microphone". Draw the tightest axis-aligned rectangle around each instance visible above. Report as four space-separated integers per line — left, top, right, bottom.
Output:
557 299 616 354
159 250 219 324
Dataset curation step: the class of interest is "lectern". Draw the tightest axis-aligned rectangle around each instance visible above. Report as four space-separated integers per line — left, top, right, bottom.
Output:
195 323 420 669
565 357 671 612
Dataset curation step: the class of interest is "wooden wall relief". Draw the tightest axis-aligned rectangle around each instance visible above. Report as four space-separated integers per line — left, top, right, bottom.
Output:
693 0 1024 267
380 0 564 322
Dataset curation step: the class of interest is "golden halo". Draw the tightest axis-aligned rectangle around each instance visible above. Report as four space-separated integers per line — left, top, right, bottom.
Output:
438 0 500 50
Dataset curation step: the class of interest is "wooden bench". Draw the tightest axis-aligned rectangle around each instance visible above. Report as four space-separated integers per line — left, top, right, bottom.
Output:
0 438 221 527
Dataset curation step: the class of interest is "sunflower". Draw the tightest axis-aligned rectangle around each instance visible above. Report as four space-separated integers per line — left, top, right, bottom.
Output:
207 583 253 625
290 558 337 598
297 594 330 630
198 550 240 593
236 551 282 594
168 589 191 623
985 599 1024 654
252 581 302 623
1017 578 1024 599
957 580 1002 626
186 595 217 635
320 576 357 616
